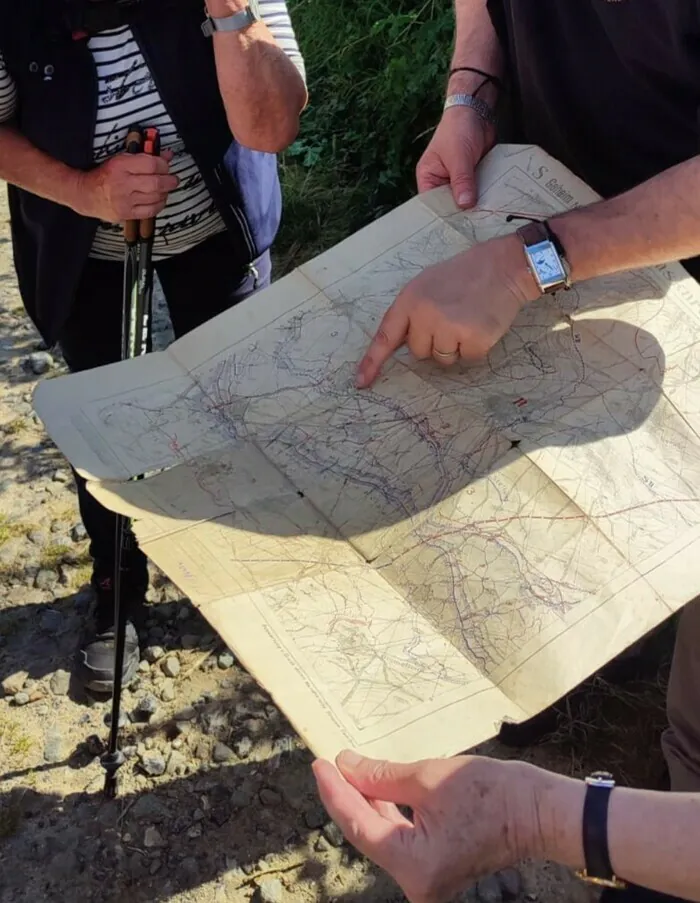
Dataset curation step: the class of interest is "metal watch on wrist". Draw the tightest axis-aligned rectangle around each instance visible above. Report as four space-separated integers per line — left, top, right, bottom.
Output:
201 0 261 36
444 93 497 126
575 771 627 890
515 219 571 295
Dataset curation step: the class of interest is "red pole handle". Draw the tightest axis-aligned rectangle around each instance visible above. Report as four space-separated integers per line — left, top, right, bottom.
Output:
140 127 161 242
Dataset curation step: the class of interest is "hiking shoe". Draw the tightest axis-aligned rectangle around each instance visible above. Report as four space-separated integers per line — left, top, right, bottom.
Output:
76 578 142 695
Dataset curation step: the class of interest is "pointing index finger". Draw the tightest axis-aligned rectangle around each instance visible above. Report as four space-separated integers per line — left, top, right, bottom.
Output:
356 304 410 389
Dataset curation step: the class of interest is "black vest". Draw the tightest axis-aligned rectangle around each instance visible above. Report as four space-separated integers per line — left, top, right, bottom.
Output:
0 0 282 344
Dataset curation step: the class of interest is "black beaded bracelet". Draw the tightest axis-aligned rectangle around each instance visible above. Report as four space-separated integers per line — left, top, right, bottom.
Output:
448 66 505 96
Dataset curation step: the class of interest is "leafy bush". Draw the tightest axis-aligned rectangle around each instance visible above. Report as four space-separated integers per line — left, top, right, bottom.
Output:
276 0 455 271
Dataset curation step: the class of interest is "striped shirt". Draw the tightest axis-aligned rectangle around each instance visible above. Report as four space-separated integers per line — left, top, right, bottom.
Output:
0 5 305 261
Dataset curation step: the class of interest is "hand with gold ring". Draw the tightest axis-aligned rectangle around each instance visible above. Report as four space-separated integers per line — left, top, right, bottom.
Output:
356 234 540 388
432 347 460 364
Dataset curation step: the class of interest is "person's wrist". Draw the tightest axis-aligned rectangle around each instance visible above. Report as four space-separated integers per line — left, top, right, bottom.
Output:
526 765 587 869
492 233 543 307
487 760 547 863
453 758 537 866
205 0 249 18
63 166 94 218
447 70 500 111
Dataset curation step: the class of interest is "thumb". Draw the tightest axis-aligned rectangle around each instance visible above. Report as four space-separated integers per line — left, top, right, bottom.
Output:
450 165 477 209
336 750 423 805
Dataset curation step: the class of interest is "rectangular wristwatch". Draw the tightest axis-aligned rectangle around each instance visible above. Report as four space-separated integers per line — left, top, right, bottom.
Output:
515 220 571 295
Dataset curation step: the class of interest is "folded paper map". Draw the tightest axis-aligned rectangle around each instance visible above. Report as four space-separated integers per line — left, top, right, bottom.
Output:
33 145 700 763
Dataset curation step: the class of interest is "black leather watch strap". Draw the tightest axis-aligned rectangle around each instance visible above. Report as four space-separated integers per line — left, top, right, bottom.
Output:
577 772 627 889
515 220 548 248
515 219 567 259
583 772 614 879
506 212 569 262
543 220 567 259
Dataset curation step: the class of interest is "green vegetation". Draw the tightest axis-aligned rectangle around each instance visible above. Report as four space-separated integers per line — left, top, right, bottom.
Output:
0 514 24 546
69 560 94 590
38 543 71 571
2 417 26 436
276 0 454 272
0 714 32 782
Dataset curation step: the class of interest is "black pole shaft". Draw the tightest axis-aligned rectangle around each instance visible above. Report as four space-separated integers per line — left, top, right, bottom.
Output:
101 125 146 798
102 243 140 798
102 513 128 798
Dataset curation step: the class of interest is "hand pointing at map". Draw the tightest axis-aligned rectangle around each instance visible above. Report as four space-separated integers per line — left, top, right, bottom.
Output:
355 234 540 388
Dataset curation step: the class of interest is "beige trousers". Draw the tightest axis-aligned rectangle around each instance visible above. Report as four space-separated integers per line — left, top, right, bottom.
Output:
661 597 700 792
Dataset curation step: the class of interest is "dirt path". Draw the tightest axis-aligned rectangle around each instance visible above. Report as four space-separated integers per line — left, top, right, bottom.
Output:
0 183 668 903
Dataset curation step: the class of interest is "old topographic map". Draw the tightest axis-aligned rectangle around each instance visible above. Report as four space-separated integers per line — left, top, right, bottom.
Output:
34 145 700 762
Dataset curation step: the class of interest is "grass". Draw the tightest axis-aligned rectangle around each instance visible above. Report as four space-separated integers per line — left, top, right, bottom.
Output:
275 0 453 268
0 713 33 765
274 160 372 276
0 514 25 546
68 560 93 590
0 524 90 585
2 417 25 436
38 543 71 571
547 673 670 788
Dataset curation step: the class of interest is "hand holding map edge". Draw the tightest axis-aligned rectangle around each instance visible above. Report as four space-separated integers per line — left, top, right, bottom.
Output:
312 750 540 903
355 233 540 389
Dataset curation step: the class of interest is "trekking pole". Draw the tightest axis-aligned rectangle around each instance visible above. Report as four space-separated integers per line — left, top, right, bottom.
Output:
102 125 160 799
134 127 160 356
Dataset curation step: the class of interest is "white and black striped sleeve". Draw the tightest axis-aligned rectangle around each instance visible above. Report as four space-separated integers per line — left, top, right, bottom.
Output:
0 51 17 122
258 0 306 83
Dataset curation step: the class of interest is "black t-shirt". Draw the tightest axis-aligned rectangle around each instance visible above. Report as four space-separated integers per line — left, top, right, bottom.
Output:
487 0 700 198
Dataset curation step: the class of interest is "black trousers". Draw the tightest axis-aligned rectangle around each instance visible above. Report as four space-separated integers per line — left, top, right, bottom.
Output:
57 231 271 594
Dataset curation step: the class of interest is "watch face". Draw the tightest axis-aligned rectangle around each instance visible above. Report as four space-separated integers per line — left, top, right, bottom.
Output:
527 240 565 285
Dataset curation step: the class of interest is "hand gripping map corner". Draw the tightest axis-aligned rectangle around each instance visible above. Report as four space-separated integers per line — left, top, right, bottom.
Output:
33 144 700 763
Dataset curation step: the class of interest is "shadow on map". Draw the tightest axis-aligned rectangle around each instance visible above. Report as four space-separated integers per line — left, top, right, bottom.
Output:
116 317 672 543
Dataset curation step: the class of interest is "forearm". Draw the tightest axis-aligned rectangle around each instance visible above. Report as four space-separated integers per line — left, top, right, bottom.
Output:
205 0 307 153
0 124 84 212
527 764 700 901
550 156 700 283
449 0 504 104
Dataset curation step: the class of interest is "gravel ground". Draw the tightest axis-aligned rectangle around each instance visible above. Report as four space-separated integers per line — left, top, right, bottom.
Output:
0 183 621 903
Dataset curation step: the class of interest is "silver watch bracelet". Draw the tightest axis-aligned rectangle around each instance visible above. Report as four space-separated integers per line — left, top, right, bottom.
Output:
444 93 497 126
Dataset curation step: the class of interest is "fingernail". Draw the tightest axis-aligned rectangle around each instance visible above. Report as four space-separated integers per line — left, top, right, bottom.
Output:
337 749 362 768
355 371 368 389
457 192 471 207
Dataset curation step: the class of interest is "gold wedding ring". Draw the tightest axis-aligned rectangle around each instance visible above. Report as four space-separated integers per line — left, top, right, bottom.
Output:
433 349 458 358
